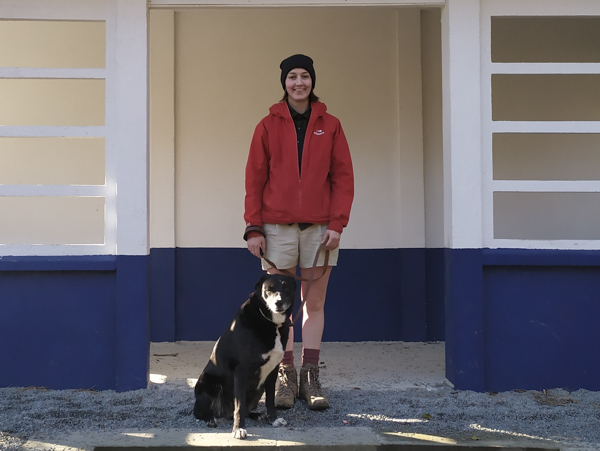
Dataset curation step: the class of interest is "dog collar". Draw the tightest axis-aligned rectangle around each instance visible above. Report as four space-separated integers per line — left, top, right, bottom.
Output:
258 306 281 325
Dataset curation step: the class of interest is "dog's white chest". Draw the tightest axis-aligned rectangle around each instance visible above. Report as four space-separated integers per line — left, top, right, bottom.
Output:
258 327 284 388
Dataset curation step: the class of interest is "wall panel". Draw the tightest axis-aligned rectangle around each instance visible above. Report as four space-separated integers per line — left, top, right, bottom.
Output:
173 7 425 249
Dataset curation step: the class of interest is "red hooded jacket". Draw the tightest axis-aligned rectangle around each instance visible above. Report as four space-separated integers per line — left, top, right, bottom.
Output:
244 101 354 235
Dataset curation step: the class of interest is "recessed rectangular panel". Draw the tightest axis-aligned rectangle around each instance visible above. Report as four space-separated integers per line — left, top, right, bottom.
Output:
0 79 105 126
0 20 105 68
494 192 600 240
492 74 600 121
493 134 600 181
0 196 105 245
0 138 105 185
492 16 600 63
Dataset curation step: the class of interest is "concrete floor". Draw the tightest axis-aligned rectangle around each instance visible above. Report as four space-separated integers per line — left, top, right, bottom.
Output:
149 341 448 392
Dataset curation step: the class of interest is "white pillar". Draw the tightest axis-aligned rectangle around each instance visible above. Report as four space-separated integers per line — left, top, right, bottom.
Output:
442 0 483 250
114 0 149 256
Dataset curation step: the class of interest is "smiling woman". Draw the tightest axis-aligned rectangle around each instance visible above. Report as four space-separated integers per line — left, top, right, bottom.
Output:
243 53 354 411
284 68 313 110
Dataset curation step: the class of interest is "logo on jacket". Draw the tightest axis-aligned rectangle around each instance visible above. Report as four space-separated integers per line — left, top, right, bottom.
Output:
314 130 325 136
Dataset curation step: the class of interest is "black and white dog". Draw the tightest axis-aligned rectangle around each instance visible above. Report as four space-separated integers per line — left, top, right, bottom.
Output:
193 273 296 439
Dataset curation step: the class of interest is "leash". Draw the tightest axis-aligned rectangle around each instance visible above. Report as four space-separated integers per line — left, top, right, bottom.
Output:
260 243 329 326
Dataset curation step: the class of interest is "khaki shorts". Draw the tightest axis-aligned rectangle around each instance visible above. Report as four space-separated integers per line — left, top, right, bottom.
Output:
261 223 339 270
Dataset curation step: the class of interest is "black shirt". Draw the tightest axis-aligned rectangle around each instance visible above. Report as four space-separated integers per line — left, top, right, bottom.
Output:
288 104 312 231
288 103 311 177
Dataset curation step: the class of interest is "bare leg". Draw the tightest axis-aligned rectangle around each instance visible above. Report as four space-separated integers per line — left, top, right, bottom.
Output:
299 266 332 350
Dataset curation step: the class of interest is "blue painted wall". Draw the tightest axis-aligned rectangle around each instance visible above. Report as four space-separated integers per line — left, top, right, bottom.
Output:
483 261 600 392
446 249 600 392
0 256 149 392
148 248 443 344
5 247 599 392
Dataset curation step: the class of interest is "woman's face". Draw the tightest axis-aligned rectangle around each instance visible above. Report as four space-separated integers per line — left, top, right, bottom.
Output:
285 68 312 103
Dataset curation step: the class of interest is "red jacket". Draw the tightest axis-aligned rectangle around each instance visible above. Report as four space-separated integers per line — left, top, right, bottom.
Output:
244 101 354 234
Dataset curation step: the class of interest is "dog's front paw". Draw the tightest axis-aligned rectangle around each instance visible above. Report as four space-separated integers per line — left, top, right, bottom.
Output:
272 417 287 427
206 418 218 428
232 428 248 440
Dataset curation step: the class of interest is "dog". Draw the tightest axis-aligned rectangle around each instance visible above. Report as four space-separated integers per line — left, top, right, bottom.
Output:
193 273 296 439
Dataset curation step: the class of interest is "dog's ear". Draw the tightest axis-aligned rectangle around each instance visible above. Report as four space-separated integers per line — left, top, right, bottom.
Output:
281 275 296 291
255 273 269 290
288 276 297 292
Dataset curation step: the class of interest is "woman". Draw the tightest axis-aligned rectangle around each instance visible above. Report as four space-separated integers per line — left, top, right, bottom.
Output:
244 54 354 410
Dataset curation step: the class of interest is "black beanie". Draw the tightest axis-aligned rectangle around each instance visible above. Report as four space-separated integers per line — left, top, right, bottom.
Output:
280 54 316 90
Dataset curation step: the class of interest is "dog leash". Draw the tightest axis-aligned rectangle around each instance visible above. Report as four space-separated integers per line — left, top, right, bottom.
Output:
260 243 329 326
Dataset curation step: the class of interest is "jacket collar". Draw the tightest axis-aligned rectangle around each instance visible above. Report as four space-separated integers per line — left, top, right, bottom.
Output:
270 101 326 119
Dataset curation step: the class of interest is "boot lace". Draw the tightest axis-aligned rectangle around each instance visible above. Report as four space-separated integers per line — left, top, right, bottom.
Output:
305 366 323 395
277 366 295 397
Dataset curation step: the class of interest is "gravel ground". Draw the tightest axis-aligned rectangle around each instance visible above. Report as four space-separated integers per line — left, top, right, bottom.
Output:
1 380 600 450
2 342 600 450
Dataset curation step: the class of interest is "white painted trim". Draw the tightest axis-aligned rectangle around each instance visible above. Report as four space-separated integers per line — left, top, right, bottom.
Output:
481 0 600 251
0 68 106 79
0 186 111 197
0 0 149 258
113 0 149 256
493 180 600 193
0 244 114 256
104 13 119 256
483 0 600 17
491 122 600 134
0 126 105 137
487 239 600 251
0 0 112 20
442 0 483 249
149 0 445 7
0 1 115 257
491 63 600 75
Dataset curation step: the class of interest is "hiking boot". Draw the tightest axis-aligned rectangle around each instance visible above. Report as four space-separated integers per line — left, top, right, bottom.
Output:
299 364 329 410
275 364 297 408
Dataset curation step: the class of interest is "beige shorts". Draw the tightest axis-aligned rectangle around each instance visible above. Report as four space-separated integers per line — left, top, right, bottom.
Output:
261 223 339 270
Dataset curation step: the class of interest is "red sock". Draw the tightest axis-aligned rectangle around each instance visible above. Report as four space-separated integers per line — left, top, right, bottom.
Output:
302 348 320 367
281 350 294 366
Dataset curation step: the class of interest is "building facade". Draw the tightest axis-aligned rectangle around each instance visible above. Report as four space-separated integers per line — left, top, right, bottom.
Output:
1 0 599 392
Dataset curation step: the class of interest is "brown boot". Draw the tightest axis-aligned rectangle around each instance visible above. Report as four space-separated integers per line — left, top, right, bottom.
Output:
275 364 298 408
299 364 329 410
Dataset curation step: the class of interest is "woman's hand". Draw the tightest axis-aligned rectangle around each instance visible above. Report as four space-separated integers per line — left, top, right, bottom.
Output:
322 229 341 251
247 235 266 258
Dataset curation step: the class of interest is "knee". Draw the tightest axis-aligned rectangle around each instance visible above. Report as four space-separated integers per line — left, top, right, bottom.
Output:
304 297 325 315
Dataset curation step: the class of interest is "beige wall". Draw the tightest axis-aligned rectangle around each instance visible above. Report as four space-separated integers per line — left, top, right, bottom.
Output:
490 16 600 241
421 8 444 248
493 134 600 181
149 11 176 249
0 197 105 245
172 7 431 249
494 192 600 241
491 16 600 63
0 20 105 68
0 137 105 185
0 20 106 247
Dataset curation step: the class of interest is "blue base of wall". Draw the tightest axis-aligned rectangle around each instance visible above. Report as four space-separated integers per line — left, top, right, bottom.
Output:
4 247 599 393
483 261 600 392
0 256 148 392
149 248 443 343
446 249 600 392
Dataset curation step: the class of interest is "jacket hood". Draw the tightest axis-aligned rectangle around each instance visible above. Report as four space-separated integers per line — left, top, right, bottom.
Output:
269 101 327 119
